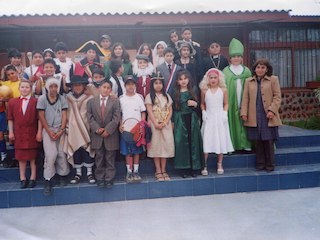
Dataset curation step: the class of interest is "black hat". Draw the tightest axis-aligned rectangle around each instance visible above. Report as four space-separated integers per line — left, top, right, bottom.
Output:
101 34 111 41
8 48 22 58
75 40 104 56
136 54 149 62
124 75 136 85
151 71 164 81
67 75 89 87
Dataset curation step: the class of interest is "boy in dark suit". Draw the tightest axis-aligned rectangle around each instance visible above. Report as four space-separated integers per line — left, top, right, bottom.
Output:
87 79 121 187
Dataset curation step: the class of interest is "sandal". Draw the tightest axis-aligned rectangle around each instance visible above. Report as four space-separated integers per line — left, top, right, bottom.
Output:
70 175 81 184
162 172 170 181
217 163 224 175
155 172 164 182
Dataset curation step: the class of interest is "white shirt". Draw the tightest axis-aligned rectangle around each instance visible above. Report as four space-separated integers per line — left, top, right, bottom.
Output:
54 58 74 83
99 95 108 107
109 75 126 97
20 95 31 115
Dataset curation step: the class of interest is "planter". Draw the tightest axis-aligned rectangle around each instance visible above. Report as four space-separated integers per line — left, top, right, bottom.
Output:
306 81 320 89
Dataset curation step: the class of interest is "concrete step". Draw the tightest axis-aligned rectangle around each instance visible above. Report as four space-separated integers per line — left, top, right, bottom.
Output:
1 164 319 208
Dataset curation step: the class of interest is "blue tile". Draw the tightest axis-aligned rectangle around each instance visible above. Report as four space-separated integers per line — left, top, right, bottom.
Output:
31 188 56 206
223 155 248 169
300 172 320 188
8 189 32 208
126 182 148 200
215 176 237 194
305 152 320 165
171 179 193 197
79 185 105 204
149 181 173 199
236 176 257 192
193 177 215 196
55 187 79 205
0 169 20 183
258 174 279 191
247 156 256 168
104 184 125 202
0 191 8 208
286 152 305 165
275 154 287 166
279 173 300 189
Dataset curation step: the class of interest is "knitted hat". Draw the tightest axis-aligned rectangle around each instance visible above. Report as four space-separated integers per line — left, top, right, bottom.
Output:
176 40 196 57
229 38 244 57
45 77 61 91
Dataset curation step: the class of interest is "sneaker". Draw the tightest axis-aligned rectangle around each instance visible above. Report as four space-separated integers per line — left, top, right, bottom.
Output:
70 175 81 184
87 174 96 184
43 180 52 196
201 168 208 176
126 172 134 183
133 172 142 183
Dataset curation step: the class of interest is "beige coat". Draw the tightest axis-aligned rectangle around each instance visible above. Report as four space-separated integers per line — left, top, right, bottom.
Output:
241 75 282 127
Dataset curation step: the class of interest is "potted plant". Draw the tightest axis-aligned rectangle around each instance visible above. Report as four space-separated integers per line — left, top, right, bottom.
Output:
306 75 320 89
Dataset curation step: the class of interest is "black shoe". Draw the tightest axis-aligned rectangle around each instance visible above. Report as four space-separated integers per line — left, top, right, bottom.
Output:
97 180 105 188
59 176 67 187
20 180 29 189
105 180 113 188
190 172 197 178
43 180 52 196
29 180 37 188
256 166 265 171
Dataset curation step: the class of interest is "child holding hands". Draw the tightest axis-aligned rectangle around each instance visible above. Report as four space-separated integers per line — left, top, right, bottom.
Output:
145 73 174 181
200 68 234 175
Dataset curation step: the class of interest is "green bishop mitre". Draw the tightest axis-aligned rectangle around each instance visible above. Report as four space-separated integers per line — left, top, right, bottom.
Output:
229 38 244 57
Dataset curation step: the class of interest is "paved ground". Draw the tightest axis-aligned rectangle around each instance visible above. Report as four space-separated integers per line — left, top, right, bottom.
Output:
0 188 319 240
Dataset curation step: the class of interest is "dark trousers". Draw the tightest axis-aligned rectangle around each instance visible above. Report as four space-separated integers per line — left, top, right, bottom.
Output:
95 146 116 181
255 140 275 171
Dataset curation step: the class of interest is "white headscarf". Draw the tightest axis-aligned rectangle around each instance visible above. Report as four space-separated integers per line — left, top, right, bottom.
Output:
152 41 167 68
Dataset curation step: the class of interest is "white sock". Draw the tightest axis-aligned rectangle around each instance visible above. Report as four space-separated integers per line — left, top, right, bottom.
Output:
126 164 132 173
133 164 139 173
76 167 82 176
86 167 92 176
1 152 6 161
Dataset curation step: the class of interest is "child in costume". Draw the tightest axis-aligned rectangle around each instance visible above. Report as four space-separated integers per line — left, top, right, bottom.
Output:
223 38 252 151
7 80 42 188
156 47 182 97
145 73 174 181
134 54 154 98
54 42 74 84
43 48 55 60
99 34 112 63
199 68 234 175
168 29 180 61
203 41 229 72
104 42 133 79
109 59 126 97
23 50 44 83
37 77 69 195
241 58 282 172
86 68 106 97
152 41 168 68
119 76 146 183
1 48 25 81
173 70 203 178
132 43 154 76
87 79 121 188
65 75 96 184
71 40 104 81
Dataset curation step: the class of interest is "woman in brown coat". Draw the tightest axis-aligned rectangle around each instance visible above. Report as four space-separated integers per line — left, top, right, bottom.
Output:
240 58 282 172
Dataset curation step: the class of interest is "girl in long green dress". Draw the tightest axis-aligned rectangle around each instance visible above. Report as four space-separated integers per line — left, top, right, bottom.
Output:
172 70 204 178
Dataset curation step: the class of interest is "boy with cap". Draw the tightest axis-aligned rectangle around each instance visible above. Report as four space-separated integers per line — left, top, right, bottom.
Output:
65 75 96 184
119 76 146 183
223 38 252 151
54 42 74 84
87 79 121 187
134 54 154 98
99 34 112 63
71 40 104 81
37 77 69 195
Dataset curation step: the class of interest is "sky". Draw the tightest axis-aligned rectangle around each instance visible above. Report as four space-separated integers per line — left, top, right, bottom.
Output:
0 0 319 16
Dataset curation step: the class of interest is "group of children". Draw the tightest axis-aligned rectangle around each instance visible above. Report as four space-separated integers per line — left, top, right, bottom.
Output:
0 26 281 195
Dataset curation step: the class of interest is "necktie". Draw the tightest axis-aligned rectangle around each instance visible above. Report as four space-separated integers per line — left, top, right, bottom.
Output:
21 97 28 114
168 64 171 73
101 97 106 122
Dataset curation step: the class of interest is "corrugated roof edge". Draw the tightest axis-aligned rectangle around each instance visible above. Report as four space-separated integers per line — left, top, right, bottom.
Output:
0 10 292 18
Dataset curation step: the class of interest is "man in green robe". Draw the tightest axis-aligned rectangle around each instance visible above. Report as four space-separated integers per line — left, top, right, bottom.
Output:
223 38 252 151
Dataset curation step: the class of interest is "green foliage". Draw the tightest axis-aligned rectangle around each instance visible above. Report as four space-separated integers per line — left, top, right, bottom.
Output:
284 116 320 130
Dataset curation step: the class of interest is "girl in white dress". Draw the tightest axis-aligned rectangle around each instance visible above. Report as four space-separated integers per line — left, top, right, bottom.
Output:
199 68 234 175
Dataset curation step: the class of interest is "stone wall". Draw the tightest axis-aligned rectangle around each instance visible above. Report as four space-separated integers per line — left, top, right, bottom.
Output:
280 89 320 121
